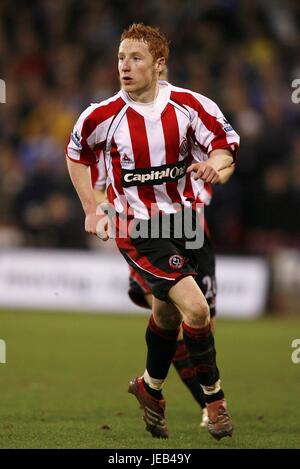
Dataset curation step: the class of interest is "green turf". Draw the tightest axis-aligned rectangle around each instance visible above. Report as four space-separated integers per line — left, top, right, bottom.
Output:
0 309 299 449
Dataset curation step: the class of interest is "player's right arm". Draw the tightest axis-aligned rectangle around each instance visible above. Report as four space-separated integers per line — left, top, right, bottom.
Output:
91 154 108 204
65 105 109 239
66 159 103 235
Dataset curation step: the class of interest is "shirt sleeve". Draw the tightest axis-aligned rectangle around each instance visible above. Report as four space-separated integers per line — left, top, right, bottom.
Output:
65 104 102 165
190 92 240 160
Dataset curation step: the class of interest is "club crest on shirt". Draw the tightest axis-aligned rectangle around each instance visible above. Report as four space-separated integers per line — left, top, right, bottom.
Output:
169 254 185 270
179 138 188 156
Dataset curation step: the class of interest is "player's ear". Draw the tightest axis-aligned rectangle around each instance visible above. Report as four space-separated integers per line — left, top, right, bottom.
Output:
156 57 165 75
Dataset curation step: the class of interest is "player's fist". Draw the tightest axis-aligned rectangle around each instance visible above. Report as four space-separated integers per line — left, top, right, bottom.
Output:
187 162 220 184
85 212 106 236
96 202 114 241
96 215 110 241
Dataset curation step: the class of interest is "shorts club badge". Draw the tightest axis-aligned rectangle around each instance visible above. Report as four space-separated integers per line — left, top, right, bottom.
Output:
169 254 185 269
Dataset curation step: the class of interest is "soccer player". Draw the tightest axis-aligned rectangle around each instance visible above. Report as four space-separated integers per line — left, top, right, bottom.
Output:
93 158 226 428
66 23 239 440
91 64 235 428
93 160 216 428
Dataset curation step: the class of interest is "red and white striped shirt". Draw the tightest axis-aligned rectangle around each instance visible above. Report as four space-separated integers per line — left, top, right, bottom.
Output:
66 81 239 219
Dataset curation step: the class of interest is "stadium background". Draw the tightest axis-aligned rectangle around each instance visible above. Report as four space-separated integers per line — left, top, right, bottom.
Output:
0 0 299 449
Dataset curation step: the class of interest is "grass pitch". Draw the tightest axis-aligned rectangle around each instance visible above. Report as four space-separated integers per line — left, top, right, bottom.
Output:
0 309 299 449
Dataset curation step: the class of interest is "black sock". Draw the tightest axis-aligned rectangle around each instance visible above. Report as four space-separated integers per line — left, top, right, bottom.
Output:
205 389 224 404
143 380 163 400
145 315 179 388
172 340 206 409
182 322 221 404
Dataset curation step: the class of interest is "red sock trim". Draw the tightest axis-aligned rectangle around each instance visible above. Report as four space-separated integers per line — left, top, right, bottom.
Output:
182 322 211 340
148 315 179 341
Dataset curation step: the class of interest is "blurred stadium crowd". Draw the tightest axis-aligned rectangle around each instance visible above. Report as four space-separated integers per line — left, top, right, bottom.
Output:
0 0 299 254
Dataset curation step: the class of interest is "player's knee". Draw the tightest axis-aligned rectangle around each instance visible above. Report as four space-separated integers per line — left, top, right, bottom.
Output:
154 307 182 330
159 313 182 330
160 315 181 330
183 300 210 327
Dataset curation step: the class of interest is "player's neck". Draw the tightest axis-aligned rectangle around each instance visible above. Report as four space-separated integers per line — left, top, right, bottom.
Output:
128 83 159 104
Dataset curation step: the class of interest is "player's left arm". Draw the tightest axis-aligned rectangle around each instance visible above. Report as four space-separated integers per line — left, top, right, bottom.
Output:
187 149 234 184
187 92 239 184
218 162 235 184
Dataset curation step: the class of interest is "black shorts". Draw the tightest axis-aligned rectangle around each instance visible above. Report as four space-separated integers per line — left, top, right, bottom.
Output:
117 214 216 316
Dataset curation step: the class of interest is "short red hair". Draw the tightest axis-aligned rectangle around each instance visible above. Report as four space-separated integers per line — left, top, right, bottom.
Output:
120 23 169 62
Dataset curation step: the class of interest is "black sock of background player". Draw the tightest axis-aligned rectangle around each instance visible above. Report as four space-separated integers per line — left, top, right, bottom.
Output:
144 315 179 399
172 340 206 409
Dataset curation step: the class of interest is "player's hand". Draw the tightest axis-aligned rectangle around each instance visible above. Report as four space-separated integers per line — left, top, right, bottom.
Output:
187 162 221 184
85 212 110 241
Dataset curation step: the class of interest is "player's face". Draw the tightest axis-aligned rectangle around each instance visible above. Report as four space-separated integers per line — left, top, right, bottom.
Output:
118 39 164 101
